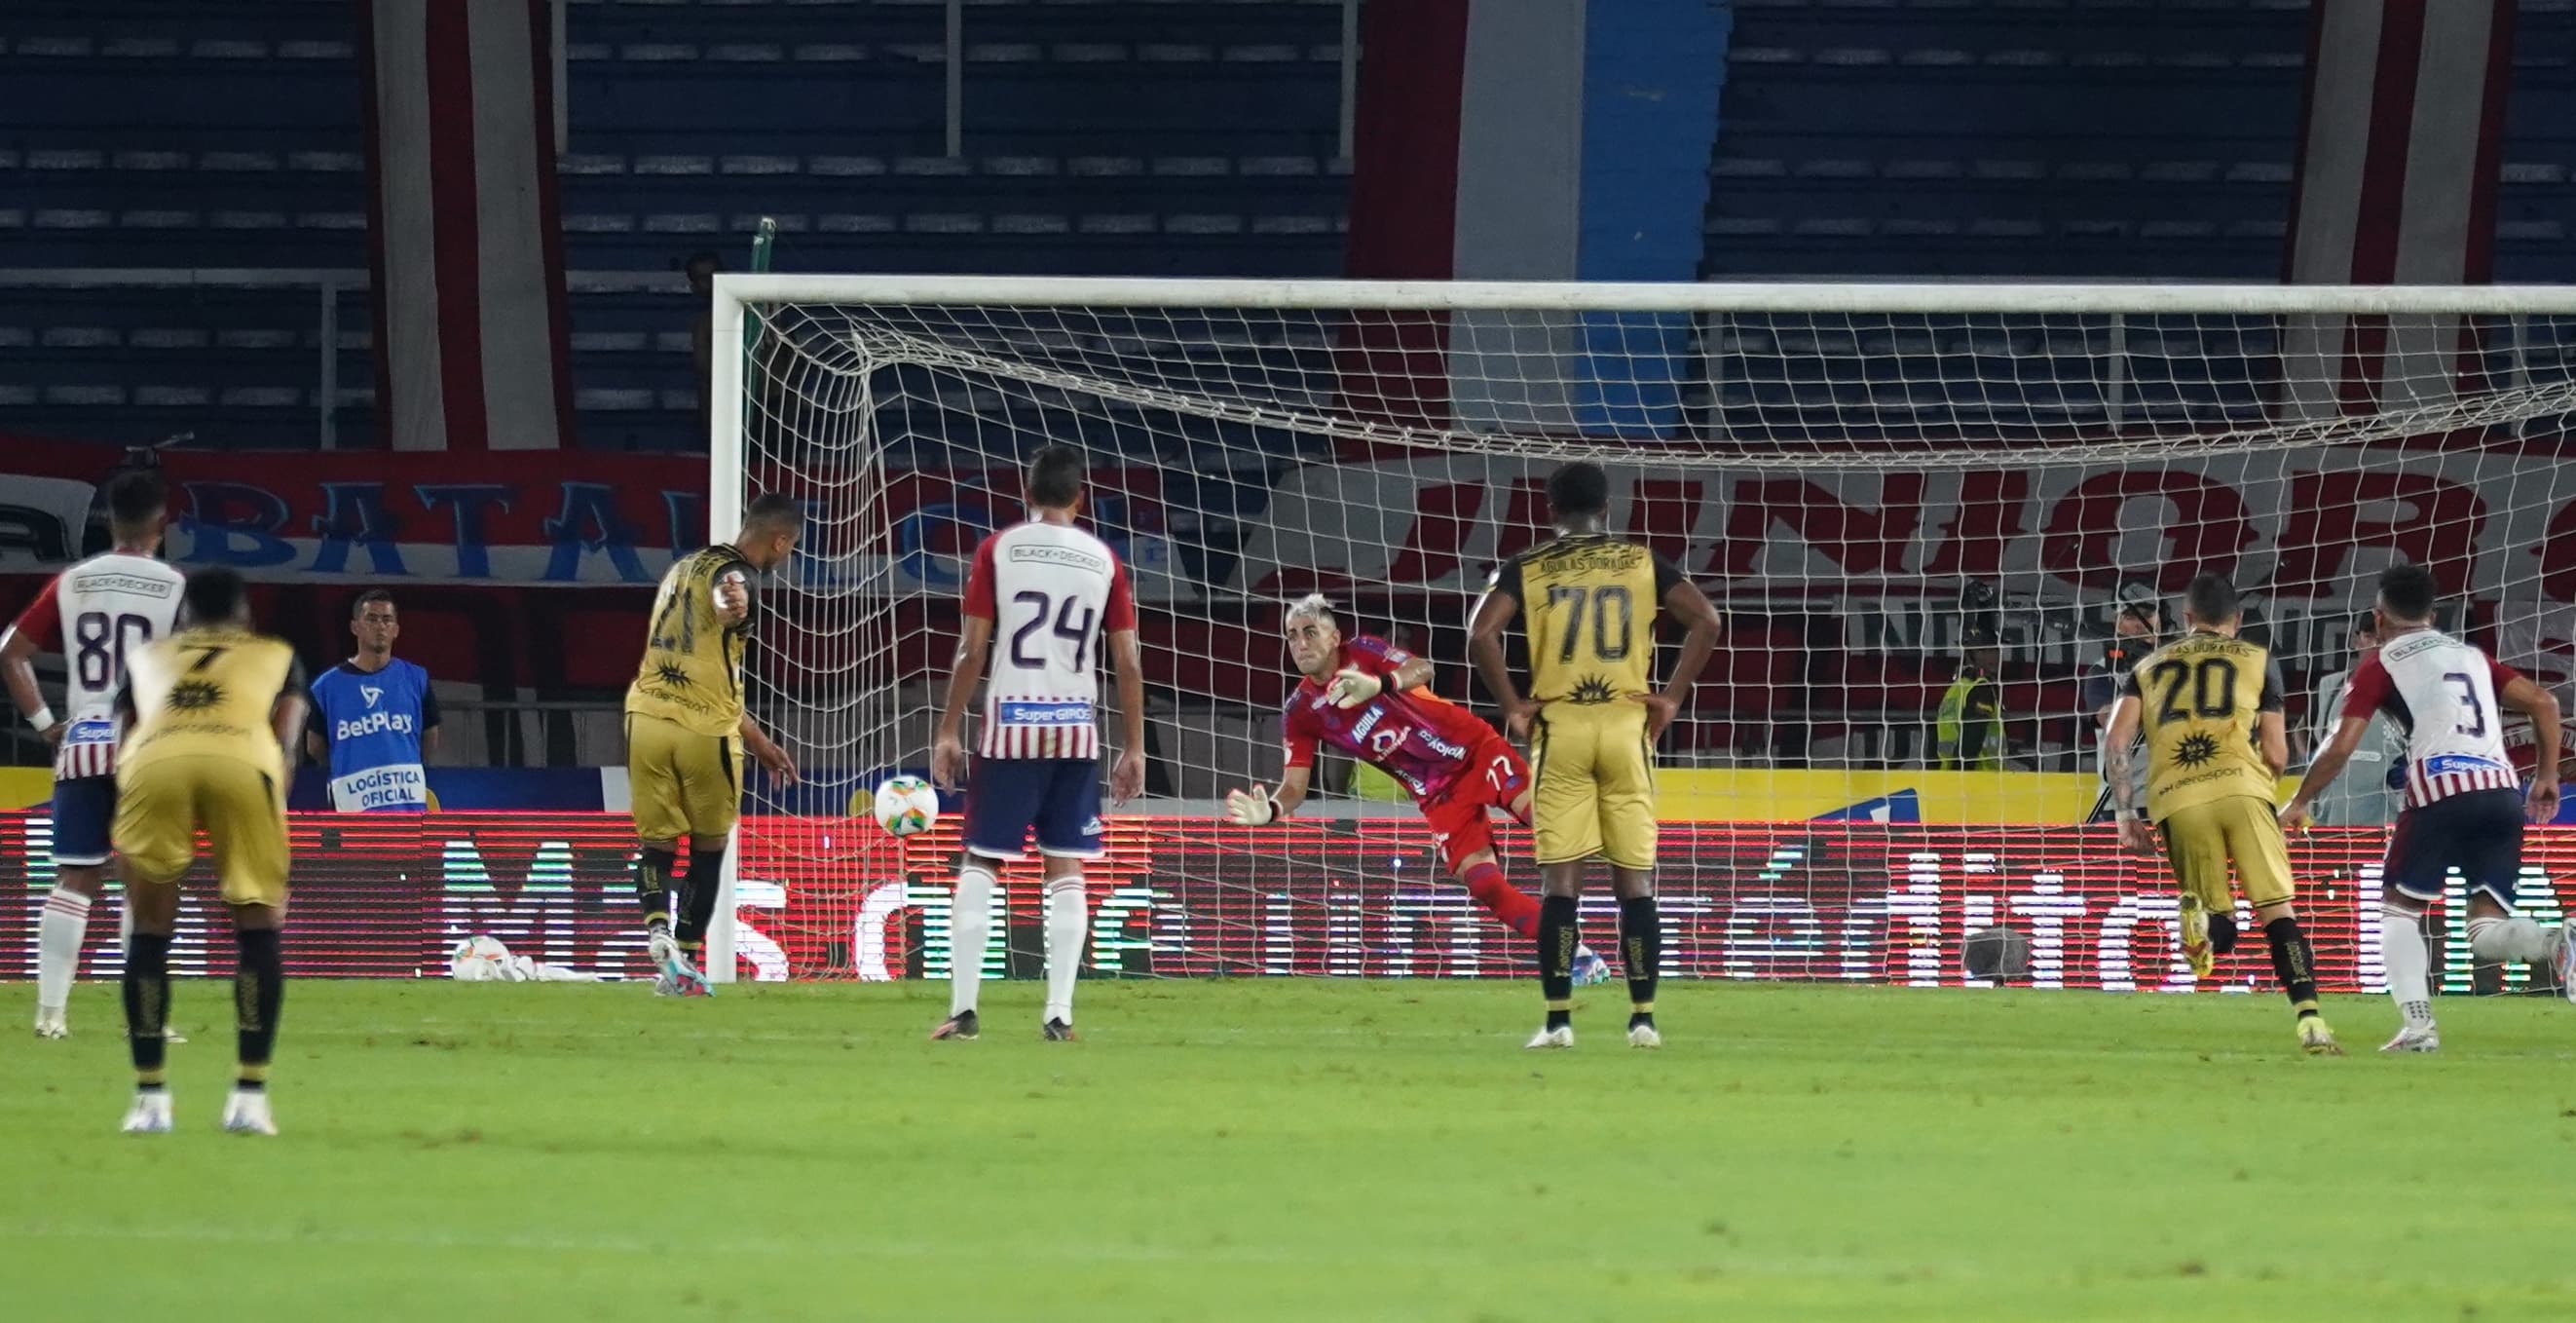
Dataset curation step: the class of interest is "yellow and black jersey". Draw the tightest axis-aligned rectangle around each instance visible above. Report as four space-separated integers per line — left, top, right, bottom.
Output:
1489 534 1685 705
117 625 303 782
2121 630 2282 822
626 546 754 737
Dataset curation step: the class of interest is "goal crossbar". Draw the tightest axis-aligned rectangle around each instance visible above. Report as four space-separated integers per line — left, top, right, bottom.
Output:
714 275 2576 321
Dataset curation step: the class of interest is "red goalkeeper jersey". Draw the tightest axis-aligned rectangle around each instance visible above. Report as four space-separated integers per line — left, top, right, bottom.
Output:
1281 635 1498 803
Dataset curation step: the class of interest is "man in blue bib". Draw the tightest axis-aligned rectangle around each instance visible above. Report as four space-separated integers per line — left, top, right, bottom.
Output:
305 590 441 812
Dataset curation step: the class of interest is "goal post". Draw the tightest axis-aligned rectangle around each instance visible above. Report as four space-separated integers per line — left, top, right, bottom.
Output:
704 275 2576 987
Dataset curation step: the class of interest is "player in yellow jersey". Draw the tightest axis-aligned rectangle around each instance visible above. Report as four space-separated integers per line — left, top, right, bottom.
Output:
625 493 803 995
109 568 308 1133
2104 572 2340 1055
1470 463 1723 1050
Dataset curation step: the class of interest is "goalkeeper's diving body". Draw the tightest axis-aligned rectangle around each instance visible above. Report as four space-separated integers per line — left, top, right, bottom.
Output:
622 493 803 996
1225 596 1611 986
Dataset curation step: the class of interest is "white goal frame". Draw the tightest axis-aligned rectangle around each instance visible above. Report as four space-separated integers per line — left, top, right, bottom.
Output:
701 275 2576 981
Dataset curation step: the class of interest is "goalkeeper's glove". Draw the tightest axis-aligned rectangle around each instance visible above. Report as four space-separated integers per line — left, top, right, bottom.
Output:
1224 784 1278 826
1325 665 1385 709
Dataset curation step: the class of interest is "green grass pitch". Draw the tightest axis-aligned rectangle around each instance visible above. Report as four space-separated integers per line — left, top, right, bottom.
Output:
6 979 2575 1321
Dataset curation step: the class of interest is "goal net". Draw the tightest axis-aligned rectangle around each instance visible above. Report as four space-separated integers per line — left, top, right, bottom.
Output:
708 277 2576 995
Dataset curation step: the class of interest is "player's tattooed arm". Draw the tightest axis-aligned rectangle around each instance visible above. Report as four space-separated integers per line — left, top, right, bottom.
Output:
931 615 994 790
2101 695 2152 851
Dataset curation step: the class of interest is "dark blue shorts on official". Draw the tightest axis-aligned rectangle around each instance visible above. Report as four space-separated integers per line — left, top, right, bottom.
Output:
49 775 116 867
2384 787 2528 907
964 757 1104 860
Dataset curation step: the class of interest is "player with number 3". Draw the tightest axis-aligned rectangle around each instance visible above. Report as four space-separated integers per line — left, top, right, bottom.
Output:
2284 563 2575 1051
2 472 188 1040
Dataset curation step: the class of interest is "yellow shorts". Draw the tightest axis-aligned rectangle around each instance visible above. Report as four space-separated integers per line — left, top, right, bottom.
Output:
2158 794 2295 914
1530 700 1658 870
626 712 742 844
112 754 290 908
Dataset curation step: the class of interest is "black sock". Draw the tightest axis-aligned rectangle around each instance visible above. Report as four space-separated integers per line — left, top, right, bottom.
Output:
123 930 172 1086
635 847 677 937
1619 893 1661 1021
676 847 727 951
1537 894 1578 1029
2263 916 2321 1016
2210 911 2239 956
235 927 283 1089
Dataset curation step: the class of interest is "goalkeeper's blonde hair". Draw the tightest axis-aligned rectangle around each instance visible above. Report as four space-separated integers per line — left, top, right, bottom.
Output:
1284 593 1337 628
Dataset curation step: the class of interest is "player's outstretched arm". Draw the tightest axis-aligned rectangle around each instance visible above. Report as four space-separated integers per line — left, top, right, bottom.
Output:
1651 578 1725 739
931 615 993 790
2500 673 2562 822
2283 707 2370 832
1107 626 1145 804
1467 587 1530 737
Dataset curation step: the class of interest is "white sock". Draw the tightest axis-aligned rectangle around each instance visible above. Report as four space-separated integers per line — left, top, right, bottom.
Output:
2468 915 2559 964
950 862 994 1018
36 888 93 1014
1043 877 1088 1026
2382 907 2436 1029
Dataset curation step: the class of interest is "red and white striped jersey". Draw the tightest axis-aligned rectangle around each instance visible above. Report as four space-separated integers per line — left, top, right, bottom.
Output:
2337 628 2523 810
961 520 1136 760
3 552 187 779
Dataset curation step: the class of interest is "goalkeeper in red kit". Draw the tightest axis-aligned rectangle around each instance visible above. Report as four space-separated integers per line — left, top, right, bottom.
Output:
1222 595 1610 983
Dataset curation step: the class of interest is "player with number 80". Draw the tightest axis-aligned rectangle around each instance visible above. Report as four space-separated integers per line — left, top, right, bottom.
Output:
1 472 187 1041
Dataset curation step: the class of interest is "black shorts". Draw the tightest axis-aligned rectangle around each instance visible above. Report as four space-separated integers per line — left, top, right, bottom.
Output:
2384 788 2527 908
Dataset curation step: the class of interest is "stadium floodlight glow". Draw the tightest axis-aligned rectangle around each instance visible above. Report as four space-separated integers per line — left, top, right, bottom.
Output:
705 276 2576 982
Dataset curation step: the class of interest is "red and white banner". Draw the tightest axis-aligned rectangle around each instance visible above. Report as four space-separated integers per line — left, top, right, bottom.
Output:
363 0 576 452
2281 0 2515 417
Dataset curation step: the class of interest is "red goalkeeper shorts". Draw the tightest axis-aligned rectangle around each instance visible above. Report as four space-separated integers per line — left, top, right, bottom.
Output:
1419 737 1531 874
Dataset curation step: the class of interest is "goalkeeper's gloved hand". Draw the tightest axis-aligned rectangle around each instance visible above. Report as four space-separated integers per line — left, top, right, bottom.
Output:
1224 785 1277 826
1325 665 1384 709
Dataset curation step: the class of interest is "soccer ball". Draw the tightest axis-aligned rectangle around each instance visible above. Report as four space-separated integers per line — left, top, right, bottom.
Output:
874 775 941 837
